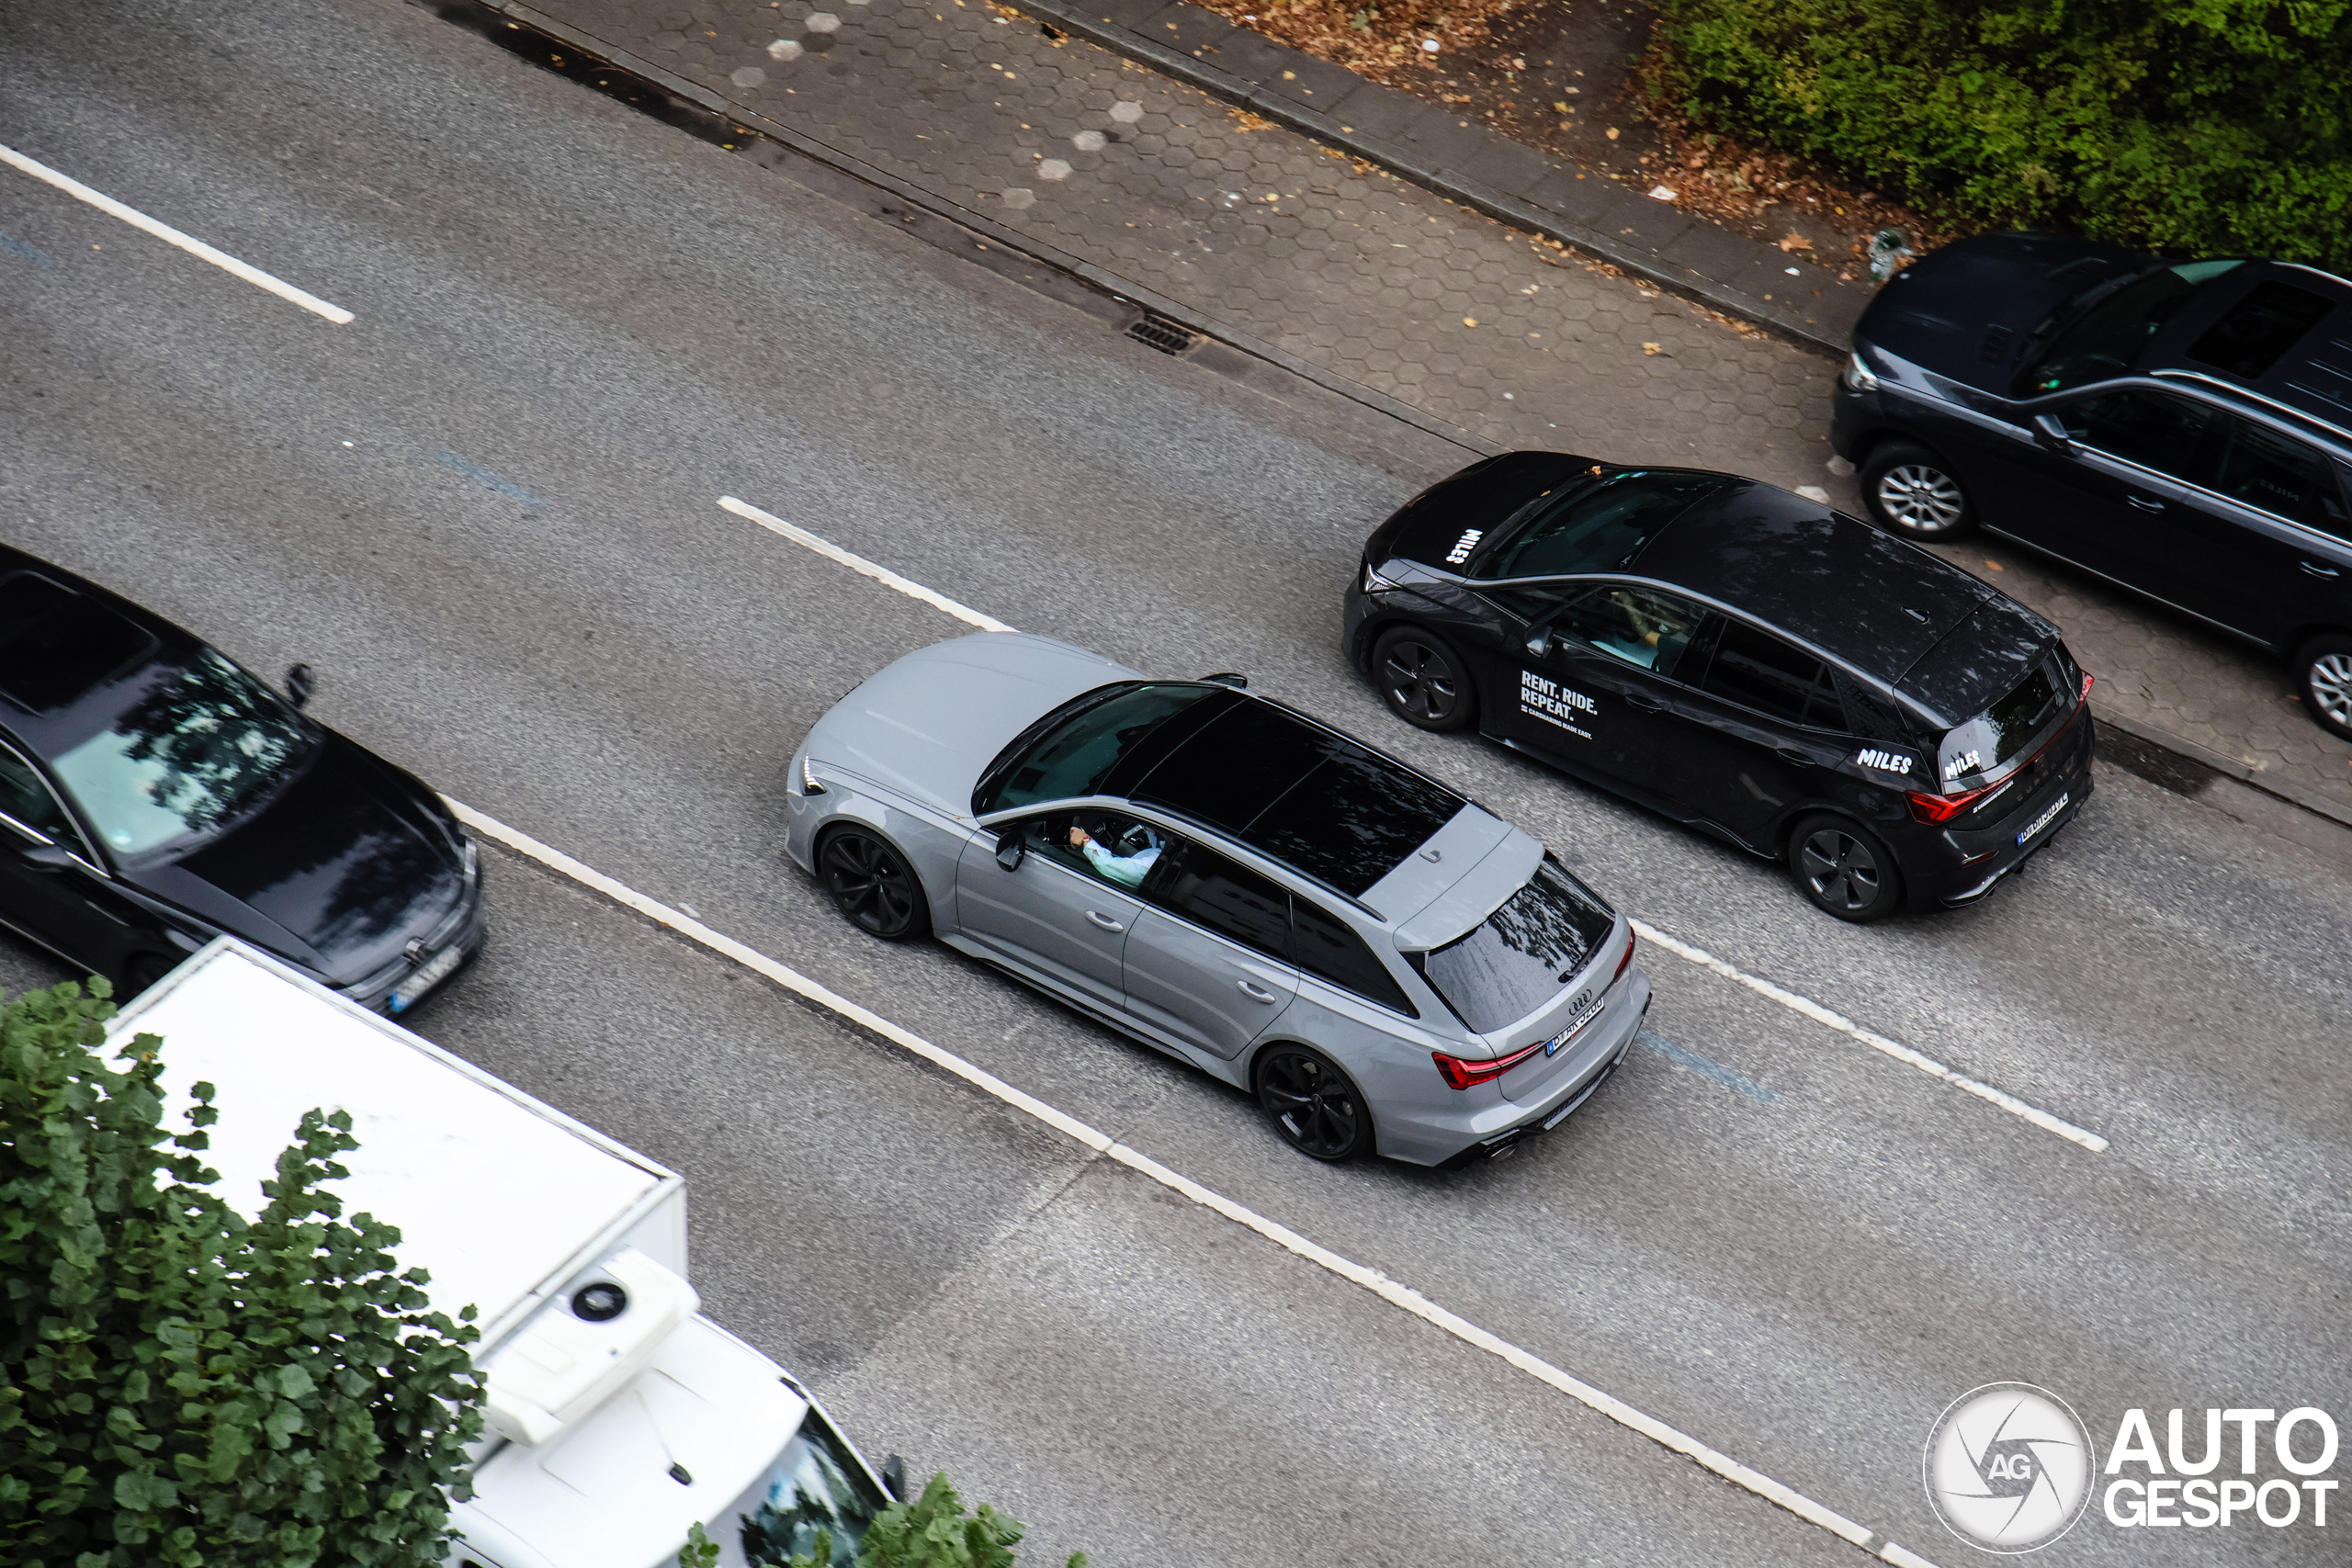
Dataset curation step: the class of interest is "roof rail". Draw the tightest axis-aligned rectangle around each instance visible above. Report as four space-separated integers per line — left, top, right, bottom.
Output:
2148 368 2352 443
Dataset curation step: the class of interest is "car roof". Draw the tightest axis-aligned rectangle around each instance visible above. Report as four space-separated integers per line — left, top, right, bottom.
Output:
1104 690 1468 901
2143 261 2352 442
1631 482 2001 680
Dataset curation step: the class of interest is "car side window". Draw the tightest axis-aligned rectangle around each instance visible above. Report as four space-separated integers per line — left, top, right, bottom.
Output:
2204 416 2352 537
1700 620 1843 728
1477 583 1581 624
1144 841 1291 960
0 746 76 845
1018 810 1172 891
1546 585 1705 679
2055 390 2218 484
1288 897 1416 1016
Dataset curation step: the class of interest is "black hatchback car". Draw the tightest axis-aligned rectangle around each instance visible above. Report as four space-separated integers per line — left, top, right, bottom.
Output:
1831 234 2352 741
0 548 481 1009
1342 455 2095 919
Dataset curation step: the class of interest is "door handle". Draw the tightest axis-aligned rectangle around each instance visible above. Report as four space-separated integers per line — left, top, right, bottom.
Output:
1237 980 1279 1003
2302 560 2343 580
2125 493 2165 512
1623 691 1666 713
1775 747 1815 769
1083 910 1125 932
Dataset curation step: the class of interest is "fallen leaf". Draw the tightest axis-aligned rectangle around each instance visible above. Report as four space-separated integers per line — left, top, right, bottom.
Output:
1604 127 1619 141
1777 232 1811 252
1464 316 1479 327
1985 559 2005 570
1642 342 1662 355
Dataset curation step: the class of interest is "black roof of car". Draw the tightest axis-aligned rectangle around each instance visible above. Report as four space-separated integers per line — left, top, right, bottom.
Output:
2143 261 2352 440
0 547 203 753
1633 483 2017 682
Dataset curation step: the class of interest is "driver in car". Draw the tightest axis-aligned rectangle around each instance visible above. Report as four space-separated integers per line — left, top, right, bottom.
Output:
1068 822 1162 889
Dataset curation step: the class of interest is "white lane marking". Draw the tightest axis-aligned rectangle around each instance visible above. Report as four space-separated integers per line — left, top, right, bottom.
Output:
718 496 1015 633
0 142 354 323
1630 919 2109 1153
447 795 1939 1568
711 495 2102 1155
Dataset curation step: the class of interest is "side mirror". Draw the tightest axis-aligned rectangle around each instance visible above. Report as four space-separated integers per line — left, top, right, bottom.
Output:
1523 625 1554 660
285 662 316 709
994 831 1024 871
2030 412 2075 455
20 842 80 873
881 1454 908 1501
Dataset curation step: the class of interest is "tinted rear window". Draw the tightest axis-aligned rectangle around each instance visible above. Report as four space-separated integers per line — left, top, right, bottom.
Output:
2188 280 2335 379
0 573 159 713
1134 701 1462 897
1414 859 1614 1034
1938 660 2065 784
975 682 1220 816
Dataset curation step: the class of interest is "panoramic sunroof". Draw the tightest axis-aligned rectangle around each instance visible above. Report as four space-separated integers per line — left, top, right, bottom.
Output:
0 572 159 712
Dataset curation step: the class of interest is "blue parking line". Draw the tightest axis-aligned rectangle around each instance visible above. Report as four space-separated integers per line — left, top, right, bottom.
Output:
432 450 546 507
1635 1027 1780 1105
0 228 57 268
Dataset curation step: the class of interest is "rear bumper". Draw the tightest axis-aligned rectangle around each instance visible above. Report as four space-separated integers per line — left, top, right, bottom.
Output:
1893 713 2098 909
1387 973 1650 1167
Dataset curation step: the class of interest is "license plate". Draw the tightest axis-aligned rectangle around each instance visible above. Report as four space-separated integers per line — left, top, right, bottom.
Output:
390 942 466 1013
1545 993 1607 1055
2016 791 2070 847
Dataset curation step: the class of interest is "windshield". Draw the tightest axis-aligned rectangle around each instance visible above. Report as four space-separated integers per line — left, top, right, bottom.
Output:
2024 259 2244 394
974 682 1218 816
1476 469 1728 579
709 1404 890 1568
1415 858 1615 1034
49 648 313 858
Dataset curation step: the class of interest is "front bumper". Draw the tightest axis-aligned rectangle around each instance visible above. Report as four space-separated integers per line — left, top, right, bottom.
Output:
1828 378 1883 463
343 864 487 1016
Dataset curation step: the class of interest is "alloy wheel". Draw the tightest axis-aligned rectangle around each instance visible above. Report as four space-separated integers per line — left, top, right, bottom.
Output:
1800 826 1883 915
1258 1047 1365 1160
820 831 922 938
1381 639 1461 725
1874 463 1967 534
2310 651 2352 729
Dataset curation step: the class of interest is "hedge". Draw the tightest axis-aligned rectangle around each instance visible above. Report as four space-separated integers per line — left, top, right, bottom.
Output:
1649 0 2352 269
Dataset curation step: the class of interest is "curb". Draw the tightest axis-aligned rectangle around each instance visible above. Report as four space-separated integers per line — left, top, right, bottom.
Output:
998 0 1871 357
2094 706 2352 833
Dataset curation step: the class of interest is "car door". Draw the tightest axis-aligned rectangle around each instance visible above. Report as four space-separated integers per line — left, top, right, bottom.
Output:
0 739 151 976
2009 387 2224 589
954 807 1151 1014
2142 413 2352 644
1122 839 1299 1061
1483 581 1709 804
1660 615 1850 848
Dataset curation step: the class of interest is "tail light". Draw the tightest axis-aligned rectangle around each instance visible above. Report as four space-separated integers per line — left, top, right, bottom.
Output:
1611 927 1637 987
1433 1041 1543 1091
2079 671 2094 703
1905 783 2001 824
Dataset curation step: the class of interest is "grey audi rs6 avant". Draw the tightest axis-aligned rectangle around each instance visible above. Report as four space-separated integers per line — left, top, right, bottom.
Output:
786 632 1650 1167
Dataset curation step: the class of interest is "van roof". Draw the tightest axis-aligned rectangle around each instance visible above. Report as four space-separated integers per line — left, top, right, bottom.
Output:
110 942 674 1338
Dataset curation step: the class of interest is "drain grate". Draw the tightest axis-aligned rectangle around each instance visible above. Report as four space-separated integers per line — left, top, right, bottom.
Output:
1125 314 1198 355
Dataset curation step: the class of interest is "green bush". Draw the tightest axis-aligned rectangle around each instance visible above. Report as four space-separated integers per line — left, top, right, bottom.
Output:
0 978 482 1567
684 1471 1086 1568
1651 0 2352 268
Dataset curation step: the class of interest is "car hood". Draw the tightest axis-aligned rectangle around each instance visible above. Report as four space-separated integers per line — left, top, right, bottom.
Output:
141 735 467 986
805 632 1140 818
1856 232 2154 394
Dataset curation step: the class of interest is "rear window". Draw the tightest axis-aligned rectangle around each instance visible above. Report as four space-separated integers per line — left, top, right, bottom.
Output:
0 572 159 713
2187 280 2335 379
1938 660 2065 784
1413 858 1614 1034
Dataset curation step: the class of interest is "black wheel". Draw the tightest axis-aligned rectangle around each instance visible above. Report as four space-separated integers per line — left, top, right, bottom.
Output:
1788 813 1904 923
2294 632 2352 741
1860 439 1975 540
818 828 931 941
1255 1043 1373 1161
1372 625 1478 733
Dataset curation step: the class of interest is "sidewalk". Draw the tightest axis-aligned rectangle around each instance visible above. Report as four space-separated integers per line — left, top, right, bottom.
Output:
461 0 2352 826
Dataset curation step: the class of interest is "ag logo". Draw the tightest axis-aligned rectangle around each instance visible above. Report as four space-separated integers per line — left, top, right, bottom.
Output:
1925 1382 2096 1553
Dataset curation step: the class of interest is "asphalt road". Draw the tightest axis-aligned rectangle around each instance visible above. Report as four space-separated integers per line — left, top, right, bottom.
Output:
4 2 2349 1564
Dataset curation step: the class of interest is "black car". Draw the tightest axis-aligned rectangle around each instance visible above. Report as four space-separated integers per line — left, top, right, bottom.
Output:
0 548 482 1009
1341 455 2095 920
1831 234 2352 741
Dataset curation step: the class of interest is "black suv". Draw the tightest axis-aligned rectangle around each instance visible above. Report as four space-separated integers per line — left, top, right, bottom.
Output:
1342 455 2094 920
1831 234 2352 741
0 547 482 1008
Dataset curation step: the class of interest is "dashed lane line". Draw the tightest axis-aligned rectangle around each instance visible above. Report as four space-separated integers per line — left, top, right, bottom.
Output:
0 142 354 323
716 491 2113 1154
445 794 1941 1568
